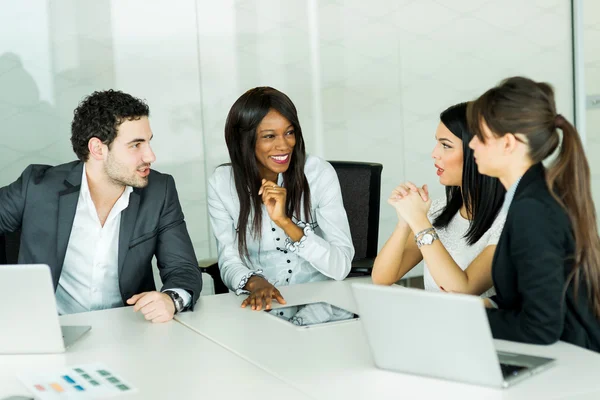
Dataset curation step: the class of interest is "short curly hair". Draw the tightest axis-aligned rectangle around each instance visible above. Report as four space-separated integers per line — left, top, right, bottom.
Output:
71 90 150 161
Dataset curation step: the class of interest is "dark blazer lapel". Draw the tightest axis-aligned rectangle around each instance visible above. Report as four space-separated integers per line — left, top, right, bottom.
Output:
57 162 84 270
514 163 545 200
118 188 140 278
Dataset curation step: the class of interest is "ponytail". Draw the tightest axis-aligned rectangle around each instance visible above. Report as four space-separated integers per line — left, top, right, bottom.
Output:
547 114 600 318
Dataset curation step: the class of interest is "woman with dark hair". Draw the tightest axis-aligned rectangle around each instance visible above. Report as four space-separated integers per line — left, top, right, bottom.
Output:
207 87 354 314
372 102 506 296
467 76 600 350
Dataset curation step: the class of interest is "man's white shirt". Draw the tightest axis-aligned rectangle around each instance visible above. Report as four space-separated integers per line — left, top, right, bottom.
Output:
56 166 190 315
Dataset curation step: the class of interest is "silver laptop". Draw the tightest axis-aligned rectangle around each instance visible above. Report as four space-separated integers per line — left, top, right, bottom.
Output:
0 264 90 354
351 282 555 388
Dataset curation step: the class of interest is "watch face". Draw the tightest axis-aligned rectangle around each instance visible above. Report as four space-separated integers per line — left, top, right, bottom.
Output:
422 233 434 244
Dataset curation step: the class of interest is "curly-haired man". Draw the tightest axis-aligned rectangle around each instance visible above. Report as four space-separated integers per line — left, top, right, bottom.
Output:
0 90 202 322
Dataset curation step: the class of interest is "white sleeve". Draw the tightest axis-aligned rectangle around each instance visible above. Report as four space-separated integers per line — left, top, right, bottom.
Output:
487 211 507 246
207 171 257 292
286 162 355 281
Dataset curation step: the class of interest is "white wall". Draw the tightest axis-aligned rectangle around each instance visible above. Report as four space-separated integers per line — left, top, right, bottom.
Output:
583 0 600 223
0 0 574 277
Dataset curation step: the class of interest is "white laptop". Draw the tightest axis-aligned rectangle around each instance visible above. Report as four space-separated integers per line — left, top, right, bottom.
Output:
351 282 555 388
0 264 91 354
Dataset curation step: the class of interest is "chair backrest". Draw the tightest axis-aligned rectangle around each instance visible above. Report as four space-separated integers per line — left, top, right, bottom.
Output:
328 161 383 261
0 230 21 264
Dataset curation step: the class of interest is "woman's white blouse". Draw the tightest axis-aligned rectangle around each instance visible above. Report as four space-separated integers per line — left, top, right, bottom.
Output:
423 198 506 298
207 155 355 294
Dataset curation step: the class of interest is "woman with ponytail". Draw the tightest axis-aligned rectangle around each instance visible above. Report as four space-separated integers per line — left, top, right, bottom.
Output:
468 76 600 351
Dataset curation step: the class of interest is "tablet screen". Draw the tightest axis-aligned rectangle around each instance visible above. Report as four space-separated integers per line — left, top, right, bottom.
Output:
265 302 359 327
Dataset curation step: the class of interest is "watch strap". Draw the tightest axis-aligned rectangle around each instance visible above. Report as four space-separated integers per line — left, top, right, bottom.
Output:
163 290 184 314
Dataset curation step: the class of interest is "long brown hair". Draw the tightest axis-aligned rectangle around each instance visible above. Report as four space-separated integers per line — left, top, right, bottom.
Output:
224 87 311 263
468 76 600 318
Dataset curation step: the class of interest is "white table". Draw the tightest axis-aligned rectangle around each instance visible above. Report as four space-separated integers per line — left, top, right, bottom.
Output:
176 278 600 400
0 307 314 399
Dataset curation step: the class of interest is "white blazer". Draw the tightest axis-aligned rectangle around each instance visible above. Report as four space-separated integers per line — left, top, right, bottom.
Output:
207 155 355 292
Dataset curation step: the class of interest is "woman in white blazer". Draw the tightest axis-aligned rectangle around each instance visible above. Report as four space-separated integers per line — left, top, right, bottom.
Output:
207 87 354 314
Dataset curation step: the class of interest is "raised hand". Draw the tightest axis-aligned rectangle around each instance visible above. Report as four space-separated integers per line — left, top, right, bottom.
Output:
388 182 431 226
259 179 288 226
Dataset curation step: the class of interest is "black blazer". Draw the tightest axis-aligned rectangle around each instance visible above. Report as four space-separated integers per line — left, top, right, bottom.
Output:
487 163 600 352
0 161 203 309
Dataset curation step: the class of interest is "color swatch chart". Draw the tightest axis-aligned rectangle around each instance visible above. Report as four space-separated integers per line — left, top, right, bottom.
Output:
18 363 137 399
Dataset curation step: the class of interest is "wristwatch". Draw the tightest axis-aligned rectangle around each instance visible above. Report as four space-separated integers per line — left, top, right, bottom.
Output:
415 229 439 248
164 290 184 314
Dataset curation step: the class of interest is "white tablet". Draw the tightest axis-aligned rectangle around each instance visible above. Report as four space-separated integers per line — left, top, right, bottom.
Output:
265 301 359 328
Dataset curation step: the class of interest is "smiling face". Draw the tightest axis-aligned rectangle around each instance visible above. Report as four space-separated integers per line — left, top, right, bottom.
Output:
254 109 296 181
103 116 156 188
431 122 463 187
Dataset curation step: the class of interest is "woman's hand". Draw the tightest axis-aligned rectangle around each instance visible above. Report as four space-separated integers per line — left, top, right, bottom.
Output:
241 276 286 311
388 182 431 227
259 179 289 227
483 298 493 308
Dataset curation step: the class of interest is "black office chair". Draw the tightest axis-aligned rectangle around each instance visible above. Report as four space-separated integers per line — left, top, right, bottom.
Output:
0 230 21 264
199 258 228 295
200 160 383 293
328 161 383 277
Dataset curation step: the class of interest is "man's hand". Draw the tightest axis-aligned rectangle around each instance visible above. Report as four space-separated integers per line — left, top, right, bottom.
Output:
127 291 175 323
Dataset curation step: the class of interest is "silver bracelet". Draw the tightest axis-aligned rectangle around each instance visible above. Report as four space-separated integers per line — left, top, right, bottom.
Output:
415 228 439 248
414 227 435 242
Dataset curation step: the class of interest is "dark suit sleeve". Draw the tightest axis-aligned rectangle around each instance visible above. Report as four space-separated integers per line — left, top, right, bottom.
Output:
155 175 203 309
0 165 33 233
487 198 567 344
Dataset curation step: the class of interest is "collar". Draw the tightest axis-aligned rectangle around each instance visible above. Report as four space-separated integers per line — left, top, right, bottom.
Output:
501 176 523 214
501 163 545 213
513 163 545 200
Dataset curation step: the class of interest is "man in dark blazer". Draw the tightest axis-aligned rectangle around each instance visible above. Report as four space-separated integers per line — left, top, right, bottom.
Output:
0 90 202 322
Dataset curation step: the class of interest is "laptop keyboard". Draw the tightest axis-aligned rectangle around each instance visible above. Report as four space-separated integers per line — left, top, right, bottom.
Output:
500 363 527 378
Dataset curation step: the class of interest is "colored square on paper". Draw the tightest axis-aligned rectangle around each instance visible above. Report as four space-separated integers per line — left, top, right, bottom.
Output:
19 363 138 399
50 383 64 392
